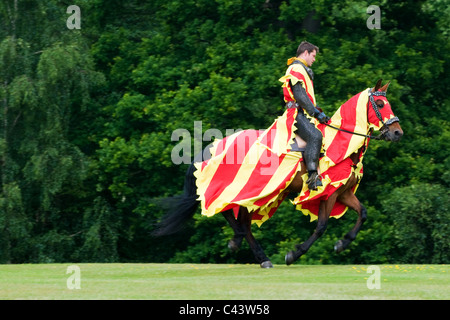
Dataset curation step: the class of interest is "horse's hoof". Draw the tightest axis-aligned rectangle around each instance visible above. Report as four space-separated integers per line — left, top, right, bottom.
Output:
285 251 295 266
260 261 273 268
334 240 344 253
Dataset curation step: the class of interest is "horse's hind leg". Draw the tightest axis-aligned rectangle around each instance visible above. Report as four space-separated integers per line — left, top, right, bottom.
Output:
222 210 245 252
239 207 273 268
223 207 273 268
334 190 367 253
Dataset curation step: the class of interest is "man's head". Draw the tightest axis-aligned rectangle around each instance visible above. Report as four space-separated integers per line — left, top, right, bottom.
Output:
296 41 319 67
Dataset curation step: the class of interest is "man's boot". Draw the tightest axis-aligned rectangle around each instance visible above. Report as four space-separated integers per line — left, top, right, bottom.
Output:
306 170 322 190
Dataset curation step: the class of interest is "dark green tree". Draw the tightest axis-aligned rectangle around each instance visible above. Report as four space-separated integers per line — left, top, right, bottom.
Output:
0 0 448 264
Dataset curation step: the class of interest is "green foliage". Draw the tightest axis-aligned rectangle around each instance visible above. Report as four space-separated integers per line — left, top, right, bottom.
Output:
76 197 120 262
0 0 448 264
382 184 450 264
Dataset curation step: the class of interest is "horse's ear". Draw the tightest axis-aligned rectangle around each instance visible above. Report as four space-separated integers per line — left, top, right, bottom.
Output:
372 79 383 92
380 81 391 93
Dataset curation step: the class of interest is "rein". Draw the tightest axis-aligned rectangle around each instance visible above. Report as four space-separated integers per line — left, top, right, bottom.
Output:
324 89 399 141
324 123 381 140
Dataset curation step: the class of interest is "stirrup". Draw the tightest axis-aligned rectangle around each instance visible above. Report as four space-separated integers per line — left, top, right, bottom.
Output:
306 172 323 190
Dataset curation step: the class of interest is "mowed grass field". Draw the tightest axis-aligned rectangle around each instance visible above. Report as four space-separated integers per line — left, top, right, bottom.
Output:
0 263 448 300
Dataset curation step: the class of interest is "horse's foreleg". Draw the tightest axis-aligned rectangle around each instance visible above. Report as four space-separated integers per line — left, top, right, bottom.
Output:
286 200 332 265
334 190 367 253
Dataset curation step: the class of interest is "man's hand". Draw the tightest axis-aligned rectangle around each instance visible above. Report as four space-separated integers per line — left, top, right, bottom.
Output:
316 112 330 124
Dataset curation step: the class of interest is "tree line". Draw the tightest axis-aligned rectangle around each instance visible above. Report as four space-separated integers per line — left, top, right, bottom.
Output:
0 0 448 264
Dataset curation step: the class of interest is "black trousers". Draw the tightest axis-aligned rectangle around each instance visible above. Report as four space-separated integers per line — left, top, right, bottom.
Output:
295 110 323 172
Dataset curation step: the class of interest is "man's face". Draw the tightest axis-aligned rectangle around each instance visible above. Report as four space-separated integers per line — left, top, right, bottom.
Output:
303 50 317 67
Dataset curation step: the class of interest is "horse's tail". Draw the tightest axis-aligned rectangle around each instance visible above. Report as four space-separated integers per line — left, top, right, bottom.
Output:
152 162 199 236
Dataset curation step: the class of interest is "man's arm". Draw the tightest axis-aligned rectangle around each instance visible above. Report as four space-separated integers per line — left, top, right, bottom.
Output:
291 82 330 123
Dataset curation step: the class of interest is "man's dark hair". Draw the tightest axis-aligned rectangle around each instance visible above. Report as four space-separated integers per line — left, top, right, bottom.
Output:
296 41 319 57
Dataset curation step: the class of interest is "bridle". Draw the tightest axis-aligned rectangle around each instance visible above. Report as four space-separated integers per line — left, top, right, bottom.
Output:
325 89 400 140
368 90 400 138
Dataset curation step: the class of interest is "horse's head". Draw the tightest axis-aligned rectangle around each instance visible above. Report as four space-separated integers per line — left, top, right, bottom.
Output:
368 79 403 142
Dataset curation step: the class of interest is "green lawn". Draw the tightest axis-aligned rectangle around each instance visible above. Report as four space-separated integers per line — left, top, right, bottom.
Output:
0 263 448 300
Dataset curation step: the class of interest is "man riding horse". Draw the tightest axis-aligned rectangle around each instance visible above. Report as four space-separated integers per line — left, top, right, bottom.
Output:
281 41 330 190
154 41 404 266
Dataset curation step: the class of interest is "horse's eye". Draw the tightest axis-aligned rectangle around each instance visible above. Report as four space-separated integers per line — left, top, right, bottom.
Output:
375 99 385 108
